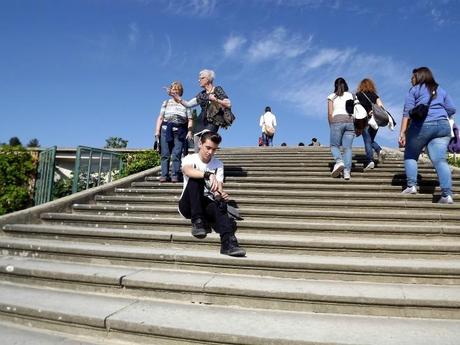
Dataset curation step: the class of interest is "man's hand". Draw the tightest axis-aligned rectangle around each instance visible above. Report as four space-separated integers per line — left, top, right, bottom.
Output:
218 191 229 201
208 174 219 192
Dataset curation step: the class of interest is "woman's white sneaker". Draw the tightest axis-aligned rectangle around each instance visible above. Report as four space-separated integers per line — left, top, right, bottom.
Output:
331 162 344 177
401 186 417 194
438 195 454 204
364 161 375 171
343 170 351 180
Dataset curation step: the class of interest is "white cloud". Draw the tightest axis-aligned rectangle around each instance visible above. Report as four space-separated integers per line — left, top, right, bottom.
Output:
247 27 313 62
223 35 247 56
128 22 139 45
303 48 354 70
162 34 172 66
165 0 216 17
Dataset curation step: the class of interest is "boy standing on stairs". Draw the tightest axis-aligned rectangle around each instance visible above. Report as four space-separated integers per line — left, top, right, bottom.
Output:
178 131 246 257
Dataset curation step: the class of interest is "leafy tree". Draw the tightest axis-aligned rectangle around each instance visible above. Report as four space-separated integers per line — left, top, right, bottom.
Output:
27 138 41 148
0 145 35 215
9 137 22 147
105 137 128 149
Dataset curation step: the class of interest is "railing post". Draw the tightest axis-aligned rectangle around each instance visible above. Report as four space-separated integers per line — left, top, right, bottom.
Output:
34 146 56 205
72 147 82 194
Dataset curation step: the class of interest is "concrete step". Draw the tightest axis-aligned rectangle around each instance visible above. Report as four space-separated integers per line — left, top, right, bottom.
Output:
219 161 438 170
2 237 460 283
114 187 455 200
38 213 460 236
117 182 455 194
70 203 460 223
1 282 459 345
0 321 107 345
1 257 460 319
94 194 460 211
146 170 452 179
5 224 460 257
138 176 460 187
107 188 446 202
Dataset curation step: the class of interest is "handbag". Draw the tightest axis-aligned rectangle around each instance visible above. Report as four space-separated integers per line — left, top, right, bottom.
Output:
360 92 390 127
409 89 435 121
448 122 460 153
351 94 368 137
262 114 275 136
205 87 235 129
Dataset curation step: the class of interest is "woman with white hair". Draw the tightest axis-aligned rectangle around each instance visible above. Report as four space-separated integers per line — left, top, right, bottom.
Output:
170 69 232 150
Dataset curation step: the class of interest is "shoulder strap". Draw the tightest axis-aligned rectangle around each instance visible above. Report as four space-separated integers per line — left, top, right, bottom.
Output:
360 91 373 104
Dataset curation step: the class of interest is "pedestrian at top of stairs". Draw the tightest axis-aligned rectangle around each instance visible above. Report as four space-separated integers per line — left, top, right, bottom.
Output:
260 106 277 147
328 77 355 181
178 131 246 257
399 66 456 204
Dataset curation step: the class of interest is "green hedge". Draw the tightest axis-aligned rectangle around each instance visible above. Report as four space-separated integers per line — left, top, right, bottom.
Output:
0 145 36 215
448 155 460 168
119 150 160 178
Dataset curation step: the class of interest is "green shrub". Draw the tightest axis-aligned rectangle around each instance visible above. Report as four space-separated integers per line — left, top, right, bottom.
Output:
0 145 36 215
448 155 460 168
118 150 160 178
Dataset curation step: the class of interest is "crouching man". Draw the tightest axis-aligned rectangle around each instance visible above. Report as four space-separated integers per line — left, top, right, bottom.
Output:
178 131 246 257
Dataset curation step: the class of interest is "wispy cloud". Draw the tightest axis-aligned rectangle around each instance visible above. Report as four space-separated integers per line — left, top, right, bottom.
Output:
223 35 247 56
302 48 354 71
161 34 172 66
222 26 409 138
247 27 313 62
128 22 139 45
164 0 216 17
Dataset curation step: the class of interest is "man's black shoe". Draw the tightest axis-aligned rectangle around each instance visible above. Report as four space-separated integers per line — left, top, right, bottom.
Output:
191 219 207 239
220 235 246 257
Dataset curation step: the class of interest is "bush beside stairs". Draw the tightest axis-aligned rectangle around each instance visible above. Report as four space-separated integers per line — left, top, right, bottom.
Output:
1 146 460 345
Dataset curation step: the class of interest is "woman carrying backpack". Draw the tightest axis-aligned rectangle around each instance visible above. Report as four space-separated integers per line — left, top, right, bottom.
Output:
356 78 386 170
399 67 456 203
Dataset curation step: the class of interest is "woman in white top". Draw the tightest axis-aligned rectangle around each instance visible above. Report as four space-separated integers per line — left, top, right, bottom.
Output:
155 81 193 183
259 106 277 146
327 77 355 180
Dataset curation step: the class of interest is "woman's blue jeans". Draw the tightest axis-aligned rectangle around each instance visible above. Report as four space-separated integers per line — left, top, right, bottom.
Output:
404 119 452 197
330 122 355 172
262 132 273 146
160 126 184 179
362 126 382 163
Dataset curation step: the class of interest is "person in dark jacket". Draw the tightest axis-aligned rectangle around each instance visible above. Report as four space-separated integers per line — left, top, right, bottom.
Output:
356 78 386 170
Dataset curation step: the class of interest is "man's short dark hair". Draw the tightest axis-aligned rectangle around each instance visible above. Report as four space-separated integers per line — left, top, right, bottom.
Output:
200 131 222 145
265 106 271 112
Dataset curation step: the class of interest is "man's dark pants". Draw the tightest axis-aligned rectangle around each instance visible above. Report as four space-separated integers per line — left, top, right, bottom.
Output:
178 178 234 238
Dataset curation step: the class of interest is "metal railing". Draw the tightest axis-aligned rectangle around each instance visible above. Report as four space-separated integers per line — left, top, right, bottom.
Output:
72 146 124 194
34 146 57 205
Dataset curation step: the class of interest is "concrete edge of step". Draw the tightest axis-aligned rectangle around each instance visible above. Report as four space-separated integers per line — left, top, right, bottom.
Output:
1 257 460 309
1 282 460 345
0 167 161 229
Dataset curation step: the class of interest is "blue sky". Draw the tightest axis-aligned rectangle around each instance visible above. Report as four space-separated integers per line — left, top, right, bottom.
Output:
1 0 459 148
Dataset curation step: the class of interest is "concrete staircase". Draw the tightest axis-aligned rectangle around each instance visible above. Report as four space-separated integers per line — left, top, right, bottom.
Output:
1 146 460 344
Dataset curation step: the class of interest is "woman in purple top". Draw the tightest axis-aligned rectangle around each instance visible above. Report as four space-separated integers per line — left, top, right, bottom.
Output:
399 67 456 204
